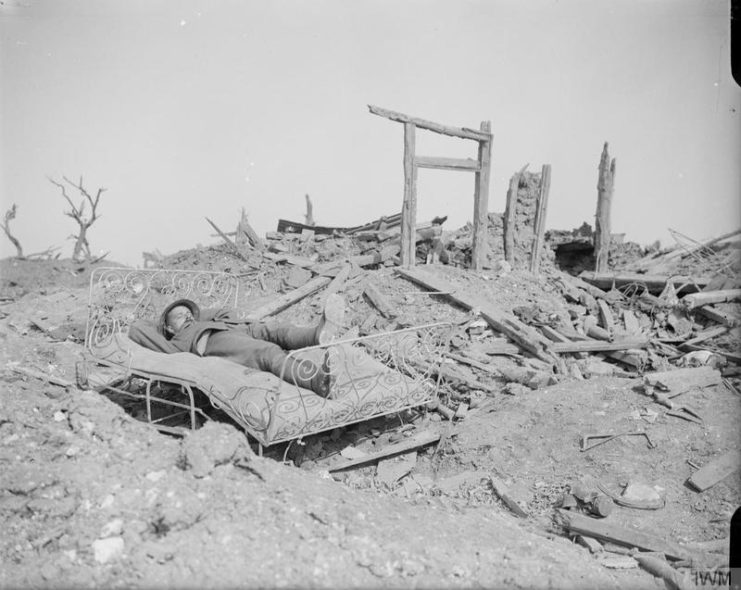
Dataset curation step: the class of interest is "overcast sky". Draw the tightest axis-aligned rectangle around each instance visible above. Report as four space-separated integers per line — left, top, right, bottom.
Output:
1 0 739 266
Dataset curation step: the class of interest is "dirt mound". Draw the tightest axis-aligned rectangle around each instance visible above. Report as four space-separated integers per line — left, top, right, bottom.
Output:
1 220 738 588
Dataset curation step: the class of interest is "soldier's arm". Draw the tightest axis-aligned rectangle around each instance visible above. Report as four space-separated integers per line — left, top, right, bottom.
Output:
128 319 180 353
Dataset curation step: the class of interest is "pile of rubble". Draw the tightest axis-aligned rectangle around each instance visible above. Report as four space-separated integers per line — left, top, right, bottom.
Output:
145 212 741 412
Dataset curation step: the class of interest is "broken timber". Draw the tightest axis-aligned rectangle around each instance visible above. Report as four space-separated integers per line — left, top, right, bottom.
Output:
681 288 741 310
529 164 551 274
363 281 396 319
593 142 615 273
329 430 440 471
368 105 492 271
551 337 648 353
687 449 741 492
561 511 692 561
578 271 711 294
396 267 556 365
205 217 248 261
697 305 739 328
245 276 332 321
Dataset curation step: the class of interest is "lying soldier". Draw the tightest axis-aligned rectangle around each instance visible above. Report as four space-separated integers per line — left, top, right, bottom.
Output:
128 294 345 398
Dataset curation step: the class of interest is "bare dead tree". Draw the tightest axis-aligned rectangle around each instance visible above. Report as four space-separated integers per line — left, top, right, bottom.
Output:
3 204 24 258
49 175 107 262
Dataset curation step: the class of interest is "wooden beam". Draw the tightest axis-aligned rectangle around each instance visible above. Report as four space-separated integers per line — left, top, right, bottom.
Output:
594 142 616 273
471 120 492 272
697 305 739 327
205 217 247 261
363 280 397 319
245 275 331 321
329 430 440 471
414 156 480 171
678 326 728 349
445 352 501 375
682 289 741 310
552 337 648 353
578 271 711 294
687 449 741 492
561 511 692 561
368 105 491 142
400 122 418 267
320 262 351 305
529 164 551 274
345 244 400 269
597 299 615 333
11 366 74 388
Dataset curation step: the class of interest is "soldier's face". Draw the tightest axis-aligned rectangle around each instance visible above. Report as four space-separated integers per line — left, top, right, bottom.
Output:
165 305 193 335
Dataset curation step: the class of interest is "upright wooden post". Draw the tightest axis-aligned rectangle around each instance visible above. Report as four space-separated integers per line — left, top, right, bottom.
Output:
529 164 551 274
471 121 492 271
594 142 616 272
503 167 523 265
400 122 418 267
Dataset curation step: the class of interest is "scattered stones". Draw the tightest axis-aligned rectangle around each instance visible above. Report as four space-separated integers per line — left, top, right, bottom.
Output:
180 421 252 478
100 518 124 538
92 537 125 564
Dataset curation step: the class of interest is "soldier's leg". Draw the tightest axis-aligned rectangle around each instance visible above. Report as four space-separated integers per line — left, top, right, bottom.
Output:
204 331 332 397
243 294 346 350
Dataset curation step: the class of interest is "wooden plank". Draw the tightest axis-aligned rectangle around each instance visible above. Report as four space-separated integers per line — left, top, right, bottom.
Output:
471 120 492 272
276 212 402 236
552 337 648 353
245 275 331 321
11 366 74 388
687 449 741 492
400 122 418 267
363 281 396 319
597 299 615 333
593 143 616 273
561 272 610 300
529 164 551 274
682 289 741 310
205 217 247 261
396 267 555 363
348 244 400 268
562 511 692 561
489 476 529 517
328 430 440 471
414 156 480 171
579 271 711 294
445 352 500 375
540 325 572 343
320 262 351 305
263 252 316 268
368 104 491 142
697 305 740 327
679 326 728 349
622 309 642 335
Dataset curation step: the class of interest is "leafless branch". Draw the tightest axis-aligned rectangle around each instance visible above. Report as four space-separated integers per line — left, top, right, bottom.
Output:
3 203 24 258
49 175 108 262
